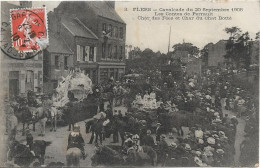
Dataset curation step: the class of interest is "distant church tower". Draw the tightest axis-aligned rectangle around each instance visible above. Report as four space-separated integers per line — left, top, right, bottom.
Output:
20 1 32 8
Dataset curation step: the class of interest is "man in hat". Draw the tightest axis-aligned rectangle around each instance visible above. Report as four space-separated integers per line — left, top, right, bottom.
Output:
42 94 52 123
157 134 168 166
50 104 57 132
142 130 155 147
67 124 86 160
155 123 164 143
26 129 33 151
6 106 18 141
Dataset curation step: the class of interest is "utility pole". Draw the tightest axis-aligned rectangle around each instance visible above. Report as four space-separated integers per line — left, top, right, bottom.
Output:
167 26 171 53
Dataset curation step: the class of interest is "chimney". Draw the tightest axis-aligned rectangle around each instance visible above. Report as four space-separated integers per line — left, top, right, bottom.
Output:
106 1 115 9
56 10 62 35
20 1 32 8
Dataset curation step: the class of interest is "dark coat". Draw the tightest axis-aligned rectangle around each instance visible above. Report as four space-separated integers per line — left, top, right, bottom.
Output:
67 132 85 150
142 135 155 147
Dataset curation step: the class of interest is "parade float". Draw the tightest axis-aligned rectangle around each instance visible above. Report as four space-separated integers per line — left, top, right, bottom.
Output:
52 69 98 124
53 69 93 107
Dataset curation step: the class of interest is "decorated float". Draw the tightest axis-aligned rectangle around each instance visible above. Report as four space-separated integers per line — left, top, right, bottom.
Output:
52 69 97 124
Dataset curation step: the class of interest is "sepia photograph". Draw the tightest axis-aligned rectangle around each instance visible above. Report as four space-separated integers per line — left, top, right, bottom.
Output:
0 0 259 167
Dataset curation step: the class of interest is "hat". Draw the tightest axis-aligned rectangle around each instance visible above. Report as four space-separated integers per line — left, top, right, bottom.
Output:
125 132 133 138
132 134 140 140
204 150 213 157
73 124 80 132
194 156 207 167
218 131 225 137
156 123 161 126
170 142 177 148
212 134 219 138
195 151 202 156
207 137 215 145
216 149 225 155
204 131 211 135
147 130 151 135
214 112 219 116
185 144 191 151
198 139 204 144
140 120 147 125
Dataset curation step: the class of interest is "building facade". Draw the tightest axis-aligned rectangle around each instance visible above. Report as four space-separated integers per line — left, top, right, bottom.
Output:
43 1 126 92
1 2 43 98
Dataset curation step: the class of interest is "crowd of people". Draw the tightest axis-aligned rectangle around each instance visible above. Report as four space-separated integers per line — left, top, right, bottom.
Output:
3 66 258 167
87 68 258 166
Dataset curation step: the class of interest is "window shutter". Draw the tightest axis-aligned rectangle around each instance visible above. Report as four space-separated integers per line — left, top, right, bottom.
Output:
94 47 97 62
77 45 80 61
80 46 84 61
34 71 38 92
20 71 25 93
85 46 90 61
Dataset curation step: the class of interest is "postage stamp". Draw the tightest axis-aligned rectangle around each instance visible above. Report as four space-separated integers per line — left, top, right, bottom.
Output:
10 8 48 53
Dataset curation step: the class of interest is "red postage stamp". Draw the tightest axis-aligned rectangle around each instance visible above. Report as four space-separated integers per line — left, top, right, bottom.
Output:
10 8 48 52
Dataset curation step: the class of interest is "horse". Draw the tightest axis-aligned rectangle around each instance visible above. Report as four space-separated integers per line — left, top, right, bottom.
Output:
7 141 35 167
7 140 51 167
106 115 142 146
33 140 52 165
158 111 208 136
91 145 125 166
14 105 33 136
85 119 104 145
126 145 157 166
29 107 48 136
66 147 82 167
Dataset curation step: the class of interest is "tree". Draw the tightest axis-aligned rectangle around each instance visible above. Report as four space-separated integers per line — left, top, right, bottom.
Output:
224 27 242 37
200 43 213 66
224 27 252 70
256 31 260 41
255 32 260 62
129 46 141 59
172 42 199 57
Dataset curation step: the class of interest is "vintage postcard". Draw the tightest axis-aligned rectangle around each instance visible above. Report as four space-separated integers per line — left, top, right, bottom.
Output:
0 0 259 167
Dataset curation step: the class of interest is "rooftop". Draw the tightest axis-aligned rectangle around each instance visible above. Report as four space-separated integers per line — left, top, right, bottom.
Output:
46 32 73 54
57 1 125 24
62 17 98 39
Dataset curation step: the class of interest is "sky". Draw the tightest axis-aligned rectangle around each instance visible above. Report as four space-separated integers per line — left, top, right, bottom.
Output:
9 0 260 53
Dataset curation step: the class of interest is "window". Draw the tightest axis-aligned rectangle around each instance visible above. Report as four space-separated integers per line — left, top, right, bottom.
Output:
102 23 107 32
120 46 123 60
89 47 94 61
108 44 112 59
110 68 114 79
53 80 58 89
55 55 59 69
25 70 34 91
102 43 106 59
108 24 112 36
114 45 117 59
64 56 68 70
114 26 118 38
94 47 96 62
77 45 80 61
77 45 84 61
119 27 123 39
84 46 90 61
